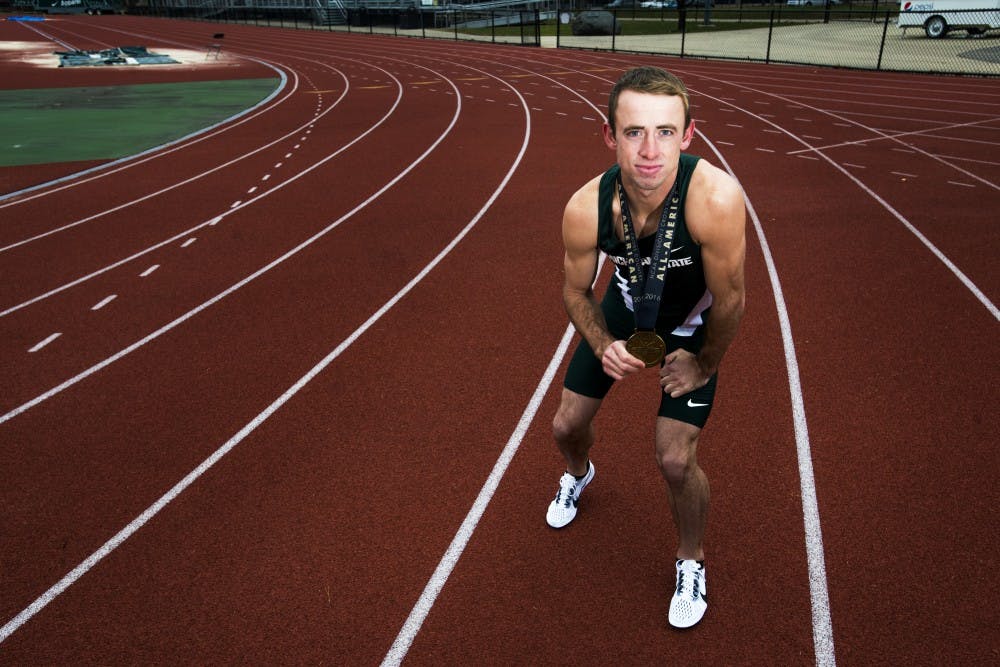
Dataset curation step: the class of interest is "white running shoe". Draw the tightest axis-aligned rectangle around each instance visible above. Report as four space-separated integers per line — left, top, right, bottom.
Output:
545 461 595 529
669 559 707 628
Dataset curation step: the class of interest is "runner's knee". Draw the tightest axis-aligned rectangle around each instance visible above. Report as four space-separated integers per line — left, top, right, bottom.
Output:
656 425 700 485
552 409 587 445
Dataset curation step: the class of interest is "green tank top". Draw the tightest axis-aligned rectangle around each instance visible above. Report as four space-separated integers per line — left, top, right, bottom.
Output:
597 154 711 337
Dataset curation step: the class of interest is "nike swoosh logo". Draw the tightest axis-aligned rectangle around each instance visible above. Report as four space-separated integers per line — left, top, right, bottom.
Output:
687 399 709 408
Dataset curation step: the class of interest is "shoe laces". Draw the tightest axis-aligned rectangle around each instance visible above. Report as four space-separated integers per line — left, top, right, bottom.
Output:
554 472 578 508
676 561 703 601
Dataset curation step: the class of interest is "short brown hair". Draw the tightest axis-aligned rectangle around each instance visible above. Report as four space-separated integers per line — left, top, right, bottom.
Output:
607 66 691 134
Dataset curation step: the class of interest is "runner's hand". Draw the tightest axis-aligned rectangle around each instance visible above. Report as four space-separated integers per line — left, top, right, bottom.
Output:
602 340 645 380
660 348 709 398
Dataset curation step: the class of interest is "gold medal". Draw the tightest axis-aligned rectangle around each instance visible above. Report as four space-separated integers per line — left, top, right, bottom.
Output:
625 330 666 368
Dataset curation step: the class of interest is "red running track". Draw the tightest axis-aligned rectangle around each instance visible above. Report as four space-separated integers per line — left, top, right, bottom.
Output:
0 14 997 666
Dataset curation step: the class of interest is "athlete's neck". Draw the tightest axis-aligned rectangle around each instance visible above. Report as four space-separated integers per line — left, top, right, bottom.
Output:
624 177 676 227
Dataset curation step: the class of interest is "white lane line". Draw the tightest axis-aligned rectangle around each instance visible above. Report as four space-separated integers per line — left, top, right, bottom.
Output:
948 181 975 188
717 141 735 146
91 295 117 311
0 68 531 647
180 238 197 248
262 174 271 181
380 66 610 667
891 172 917 178
247 186 258 194
756 147 775 153
842 163 866 169
381 323 578 667
139 265 159 277
702 133 837 667
797 155 819 161
726 123 743 128
284 153 292 159
28 333 61 353
687 75 998 320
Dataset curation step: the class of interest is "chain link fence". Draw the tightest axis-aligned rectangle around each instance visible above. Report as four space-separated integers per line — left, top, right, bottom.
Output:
122 2 1000 77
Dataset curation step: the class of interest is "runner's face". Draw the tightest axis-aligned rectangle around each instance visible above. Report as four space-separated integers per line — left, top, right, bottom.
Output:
603 90 694 196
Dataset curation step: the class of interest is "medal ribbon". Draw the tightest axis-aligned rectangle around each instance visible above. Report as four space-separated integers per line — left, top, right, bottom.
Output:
617 171 682 332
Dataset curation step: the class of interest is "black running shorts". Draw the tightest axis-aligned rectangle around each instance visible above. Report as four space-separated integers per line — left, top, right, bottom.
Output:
563 291 718 429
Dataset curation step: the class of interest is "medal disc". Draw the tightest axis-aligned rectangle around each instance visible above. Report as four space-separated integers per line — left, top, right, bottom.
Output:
625 331 666 368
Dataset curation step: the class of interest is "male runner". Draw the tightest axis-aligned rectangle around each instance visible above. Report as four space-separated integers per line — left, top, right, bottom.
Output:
546 66 746 629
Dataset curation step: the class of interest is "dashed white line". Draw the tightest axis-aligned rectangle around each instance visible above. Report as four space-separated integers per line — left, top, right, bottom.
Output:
140 265 159 277
284 152 292 159
726 123 743 128
756 147 775 153
91 294 117 311
29 333 61 353
797 155 819 161
181 238 197 248
948 181 975 188
274 162 283 168
247 186 258 194
842 163 866 169
262 174 271 181
717 141 735 146
230 201 242 209
891 171 917 178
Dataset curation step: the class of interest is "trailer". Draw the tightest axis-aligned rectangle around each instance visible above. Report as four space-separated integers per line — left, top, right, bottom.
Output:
897 0 1000 38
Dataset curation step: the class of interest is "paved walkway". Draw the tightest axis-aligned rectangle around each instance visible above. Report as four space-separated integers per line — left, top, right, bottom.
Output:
402 19 999 76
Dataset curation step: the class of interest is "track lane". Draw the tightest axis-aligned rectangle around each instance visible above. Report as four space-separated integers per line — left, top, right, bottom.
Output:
0 42 532 653
1 18 997 666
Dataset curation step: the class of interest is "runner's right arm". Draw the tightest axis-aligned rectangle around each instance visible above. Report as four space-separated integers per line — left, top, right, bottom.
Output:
561 179 644 380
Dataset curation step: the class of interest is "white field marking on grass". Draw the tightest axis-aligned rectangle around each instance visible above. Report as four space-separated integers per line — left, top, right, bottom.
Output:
0 66 527 645
0 60 290 206
701 132 837 667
